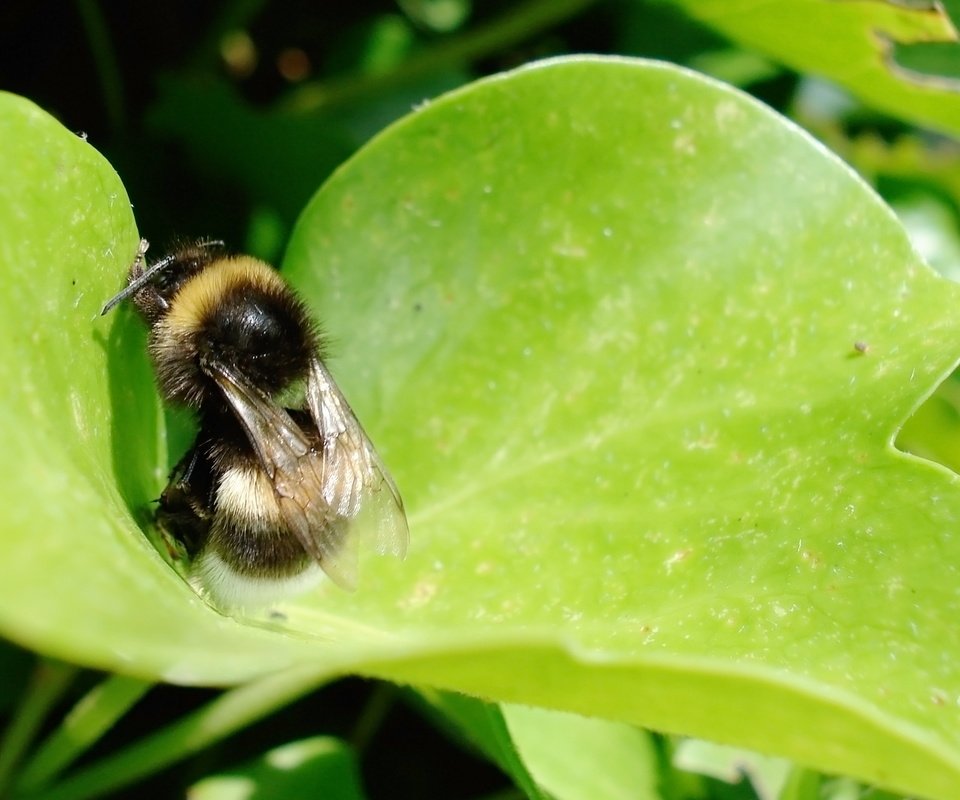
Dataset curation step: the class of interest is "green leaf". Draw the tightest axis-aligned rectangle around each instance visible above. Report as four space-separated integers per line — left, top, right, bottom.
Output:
14 675 152 793
188 737 364 800
17 668 333 800
0 643 34 714
0 92 343 685
670 0 960 135
283 57 960 798
898 371 960 474
5 56 960 799
397 0 470 33
673 739 788 799
0 661 77 797
891 193 960 283
0 92 151 660
894 41 960 82
504 705 661 800
418 695 660 800
778 767 821 800
417 691 547 800
147 77 355 221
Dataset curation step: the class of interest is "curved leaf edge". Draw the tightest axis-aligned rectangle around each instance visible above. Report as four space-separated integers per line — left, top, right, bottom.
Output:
358 634 960 800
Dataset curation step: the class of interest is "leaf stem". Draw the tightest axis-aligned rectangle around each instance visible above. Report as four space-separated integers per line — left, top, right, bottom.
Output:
14 676 152 794
0 660 77 799
348 682 398 755
18 667 332 800
282 0 600 113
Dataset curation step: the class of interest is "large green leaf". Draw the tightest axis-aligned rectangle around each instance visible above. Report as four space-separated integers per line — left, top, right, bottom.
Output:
671 0 960 135
0 92 333 683
281 56 960 798
4 56 960 797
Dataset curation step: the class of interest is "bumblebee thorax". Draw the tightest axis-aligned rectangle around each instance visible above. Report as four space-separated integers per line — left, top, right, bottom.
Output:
149 257 315 408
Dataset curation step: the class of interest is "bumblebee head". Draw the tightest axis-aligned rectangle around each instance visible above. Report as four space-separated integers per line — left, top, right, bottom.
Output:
103 240 319 411
158 256 317 409
101 239 224 322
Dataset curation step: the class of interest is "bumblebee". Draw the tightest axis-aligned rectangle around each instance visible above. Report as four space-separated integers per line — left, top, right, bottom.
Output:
102 239 408 610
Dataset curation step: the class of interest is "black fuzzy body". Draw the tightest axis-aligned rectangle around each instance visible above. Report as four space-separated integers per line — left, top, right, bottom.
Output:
126 243 324 590
157 409 319 581
146 253 318 410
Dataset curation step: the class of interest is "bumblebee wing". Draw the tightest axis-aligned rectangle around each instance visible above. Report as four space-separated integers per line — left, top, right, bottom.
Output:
205 359 359 590
306 358 409 560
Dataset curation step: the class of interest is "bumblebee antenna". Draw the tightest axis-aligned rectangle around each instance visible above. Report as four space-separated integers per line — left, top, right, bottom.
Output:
99 238 224 316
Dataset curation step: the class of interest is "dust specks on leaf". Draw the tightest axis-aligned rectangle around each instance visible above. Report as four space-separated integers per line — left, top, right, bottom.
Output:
673 133 697 156
930 688 950 707
664 547 693 574
400 578 439 610
799 548 823 569
713 99 742 129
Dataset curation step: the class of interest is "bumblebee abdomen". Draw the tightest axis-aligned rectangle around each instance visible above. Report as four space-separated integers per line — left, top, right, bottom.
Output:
193 463 322 609
209 464 312 576
150 257 317 408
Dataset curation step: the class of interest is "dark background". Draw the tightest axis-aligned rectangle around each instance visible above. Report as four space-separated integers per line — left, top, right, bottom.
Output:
0 0 759 264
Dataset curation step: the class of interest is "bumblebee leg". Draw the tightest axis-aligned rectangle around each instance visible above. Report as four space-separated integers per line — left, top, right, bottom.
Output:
157 443 214 558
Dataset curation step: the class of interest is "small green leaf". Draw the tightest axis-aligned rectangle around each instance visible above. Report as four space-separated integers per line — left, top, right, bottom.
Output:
673 739 789 799
778 767 821 800
418 691 547 800
188 737 364 800
671 0 960 135
504 705 661 800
